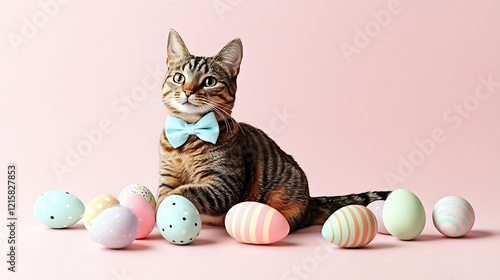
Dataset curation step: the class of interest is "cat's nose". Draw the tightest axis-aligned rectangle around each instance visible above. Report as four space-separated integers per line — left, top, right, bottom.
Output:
184 90 193 97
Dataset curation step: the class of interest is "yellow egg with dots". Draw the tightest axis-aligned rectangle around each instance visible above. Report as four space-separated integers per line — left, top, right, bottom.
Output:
83 194 120 230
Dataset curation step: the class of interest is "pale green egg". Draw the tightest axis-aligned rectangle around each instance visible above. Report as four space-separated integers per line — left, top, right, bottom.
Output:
383 189 426 240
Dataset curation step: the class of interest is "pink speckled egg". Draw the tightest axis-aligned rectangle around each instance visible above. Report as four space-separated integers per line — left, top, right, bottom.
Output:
433 195 475 238
89 206 139 249
118 184 156 210
224 202 290 245
322 205 378 248
119 194 156 239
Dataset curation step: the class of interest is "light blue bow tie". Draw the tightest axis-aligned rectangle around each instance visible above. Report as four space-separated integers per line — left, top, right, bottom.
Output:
165 112 220 148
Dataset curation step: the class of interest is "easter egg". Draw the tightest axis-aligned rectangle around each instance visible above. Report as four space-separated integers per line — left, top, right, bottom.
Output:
119 184 156 210
89 206 139 249
156 195 201 245
383 189 426 240
367 200 390 235
119 194 156 239
433 196 475 237
83 194 120 230
33 190 85 229
224 202 290 245
321 205 378 248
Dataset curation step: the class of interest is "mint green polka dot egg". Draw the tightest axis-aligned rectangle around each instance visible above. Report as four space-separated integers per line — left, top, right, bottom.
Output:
34 190 85 229
156 195 201 245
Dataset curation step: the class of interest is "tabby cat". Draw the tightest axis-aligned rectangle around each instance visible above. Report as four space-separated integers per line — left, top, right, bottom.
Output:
157 30 390 232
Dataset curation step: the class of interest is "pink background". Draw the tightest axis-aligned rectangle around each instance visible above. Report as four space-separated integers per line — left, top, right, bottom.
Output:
1 0 500 279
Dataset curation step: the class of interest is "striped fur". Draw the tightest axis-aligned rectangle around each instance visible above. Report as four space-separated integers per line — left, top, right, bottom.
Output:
157 30 391 232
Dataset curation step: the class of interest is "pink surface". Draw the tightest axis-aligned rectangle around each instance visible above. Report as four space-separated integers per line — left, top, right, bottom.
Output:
1 0 500 279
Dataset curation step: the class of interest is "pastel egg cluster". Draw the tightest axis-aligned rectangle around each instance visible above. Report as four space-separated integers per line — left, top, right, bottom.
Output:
34 184 158 249
35 185 477 250
432 196 475 237
85 185 157 248
321 205 377 248
320 189 476 249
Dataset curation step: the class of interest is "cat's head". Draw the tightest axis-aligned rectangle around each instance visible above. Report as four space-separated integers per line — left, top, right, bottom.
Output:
162 30 243 123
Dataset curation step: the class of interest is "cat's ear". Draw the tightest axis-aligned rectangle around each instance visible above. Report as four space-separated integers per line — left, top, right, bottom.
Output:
166 29 190 68
215 38 243 77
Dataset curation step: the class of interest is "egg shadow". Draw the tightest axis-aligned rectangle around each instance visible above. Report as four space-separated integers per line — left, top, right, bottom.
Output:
99 243 151 251
267 240 298 247
335 242 399 250
48 223 86 231
293 226 321 236
124 243 151 251
363 242 400 249
415 230 498 241
456 230 497 240
238 240 298 247
190 238 217 246
140 233 165 241
414 234 446 242
67 223 86 230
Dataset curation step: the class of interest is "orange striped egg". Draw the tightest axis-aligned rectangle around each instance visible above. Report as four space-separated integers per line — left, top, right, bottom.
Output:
321 205 378 248
224 202 290 244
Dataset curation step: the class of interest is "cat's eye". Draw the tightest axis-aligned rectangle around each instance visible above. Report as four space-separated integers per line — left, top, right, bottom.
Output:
202 76 217 87
173 73 185 84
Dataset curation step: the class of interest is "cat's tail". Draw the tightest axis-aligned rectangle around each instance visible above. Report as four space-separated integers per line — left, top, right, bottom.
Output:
306 191 392 226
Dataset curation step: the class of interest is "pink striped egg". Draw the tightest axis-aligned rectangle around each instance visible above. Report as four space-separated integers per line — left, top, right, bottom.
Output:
433 196 475 237
322 205 378 248
224 202 290 244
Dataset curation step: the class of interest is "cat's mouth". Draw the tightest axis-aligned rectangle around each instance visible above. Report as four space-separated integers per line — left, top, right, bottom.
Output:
182 101 199 108
173 99 207 114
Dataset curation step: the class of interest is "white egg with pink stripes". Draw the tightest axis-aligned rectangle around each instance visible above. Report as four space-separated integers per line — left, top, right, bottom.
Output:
432 195 475 237
224 202 290 244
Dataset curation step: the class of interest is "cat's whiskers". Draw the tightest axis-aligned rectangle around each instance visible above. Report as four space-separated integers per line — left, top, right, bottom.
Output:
198 96 234 111
144 98 167 118
199 101 233 134
204 100 242 135
203 98 232 108
209 105 232 134
197 97 230 117
214 107 233 134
